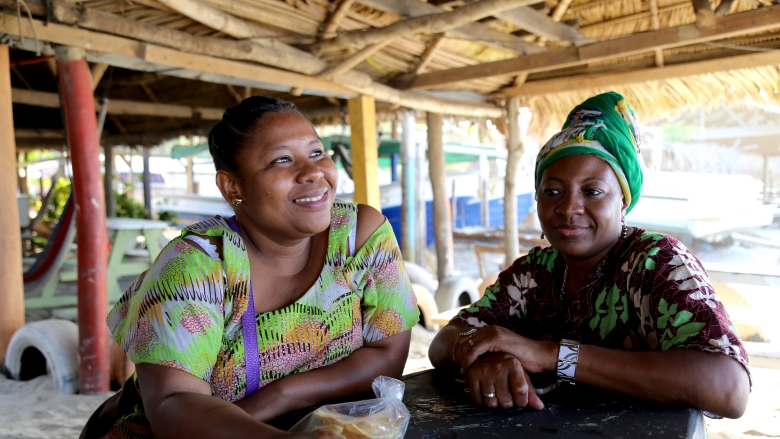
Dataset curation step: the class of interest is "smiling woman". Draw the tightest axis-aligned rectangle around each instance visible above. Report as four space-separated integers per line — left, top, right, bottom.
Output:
428 92 751 420
81 97 419 439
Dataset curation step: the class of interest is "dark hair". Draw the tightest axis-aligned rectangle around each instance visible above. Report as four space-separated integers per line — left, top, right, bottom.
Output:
208 96 310 175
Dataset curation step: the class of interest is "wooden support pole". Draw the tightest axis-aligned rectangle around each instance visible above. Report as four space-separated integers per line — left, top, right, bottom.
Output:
347 96 381 210
0 45 25 370
504 96 522 266
142 146 152 217
401 110 417 263
104 144 116 217
763 154 771 204
90 63 108 90
479 154 490 227
427 112 453 282
56 45 109 394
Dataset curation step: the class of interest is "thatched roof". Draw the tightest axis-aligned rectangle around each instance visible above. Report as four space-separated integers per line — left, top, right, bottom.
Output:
3 0 780 145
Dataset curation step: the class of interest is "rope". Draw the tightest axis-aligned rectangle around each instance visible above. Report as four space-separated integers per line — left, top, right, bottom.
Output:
15 0 40 55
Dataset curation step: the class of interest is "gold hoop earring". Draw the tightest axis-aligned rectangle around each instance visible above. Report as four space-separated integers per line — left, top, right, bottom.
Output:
232 198 243 207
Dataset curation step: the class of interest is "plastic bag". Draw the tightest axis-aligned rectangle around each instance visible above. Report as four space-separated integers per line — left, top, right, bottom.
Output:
289 376 410 439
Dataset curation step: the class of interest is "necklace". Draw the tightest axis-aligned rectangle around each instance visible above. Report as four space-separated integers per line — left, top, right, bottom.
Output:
560 253 611 300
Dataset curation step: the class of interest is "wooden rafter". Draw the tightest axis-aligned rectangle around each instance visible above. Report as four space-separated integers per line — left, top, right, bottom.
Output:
498 51 780 97
226 84 243 104
460 0 590 45
90 63 108 90
12 87 225 119
411 34 446 75
311 0 539 54
321 0 355 39
401 5 780 89
140 83 181 128
692 0 716 29
348 0 545 54
318 38 395 80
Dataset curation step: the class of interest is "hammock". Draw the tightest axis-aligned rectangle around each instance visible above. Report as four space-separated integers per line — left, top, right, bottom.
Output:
23 193 77 296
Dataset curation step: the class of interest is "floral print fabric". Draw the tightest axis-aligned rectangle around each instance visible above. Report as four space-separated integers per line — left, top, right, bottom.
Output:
456 229 749 373
107 201 418 427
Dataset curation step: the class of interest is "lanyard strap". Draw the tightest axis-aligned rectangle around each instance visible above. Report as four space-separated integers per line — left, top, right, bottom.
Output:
225 216 260 397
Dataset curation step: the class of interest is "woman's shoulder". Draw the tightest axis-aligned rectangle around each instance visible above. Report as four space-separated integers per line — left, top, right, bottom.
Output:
623 228 690 259
515 244 560 274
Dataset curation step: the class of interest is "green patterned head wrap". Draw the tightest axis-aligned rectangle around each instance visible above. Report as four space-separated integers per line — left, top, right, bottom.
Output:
534 91 643 214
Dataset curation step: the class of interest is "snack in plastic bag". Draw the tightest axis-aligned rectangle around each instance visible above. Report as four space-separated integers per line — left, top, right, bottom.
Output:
289 376 410 439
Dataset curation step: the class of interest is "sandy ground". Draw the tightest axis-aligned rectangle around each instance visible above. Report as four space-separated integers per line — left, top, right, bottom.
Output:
4 226 780 439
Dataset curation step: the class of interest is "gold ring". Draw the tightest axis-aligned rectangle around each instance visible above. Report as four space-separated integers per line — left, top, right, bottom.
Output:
468 338 474 346
482 392 496 398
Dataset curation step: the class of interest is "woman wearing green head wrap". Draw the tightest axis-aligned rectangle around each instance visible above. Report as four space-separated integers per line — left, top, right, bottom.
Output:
430 92 750 419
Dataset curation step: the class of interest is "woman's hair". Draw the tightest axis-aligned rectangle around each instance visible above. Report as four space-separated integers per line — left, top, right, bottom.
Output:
208 96 310 176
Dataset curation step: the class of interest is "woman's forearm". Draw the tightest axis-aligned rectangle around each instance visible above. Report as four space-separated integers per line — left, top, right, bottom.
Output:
575 345 750 418
238 330 412 421
151 391 288 439
429 323 467 368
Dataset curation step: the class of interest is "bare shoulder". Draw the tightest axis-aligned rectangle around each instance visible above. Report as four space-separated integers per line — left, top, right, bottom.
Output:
355 204 387 250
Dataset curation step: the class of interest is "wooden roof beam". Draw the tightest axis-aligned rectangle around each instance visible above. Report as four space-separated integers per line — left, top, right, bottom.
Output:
318 38 395 80
401 5 780 89
321 0 355 39
460 0 591 45
311 0 540 54
411 34 447 75
498 50 780 97
12 88 225 119
356 0 545 54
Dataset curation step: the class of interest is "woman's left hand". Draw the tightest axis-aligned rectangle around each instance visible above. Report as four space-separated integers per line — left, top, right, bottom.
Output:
453 326 558 376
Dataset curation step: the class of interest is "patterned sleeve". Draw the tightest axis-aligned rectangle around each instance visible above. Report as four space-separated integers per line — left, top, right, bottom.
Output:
352 220 420 343
455 246 555 330
629 233 750 374
107 236 227 381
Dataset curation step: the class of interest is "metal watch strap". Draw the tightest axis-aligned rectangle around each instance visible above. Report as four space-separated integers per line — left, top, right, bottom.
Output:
557 339 580 384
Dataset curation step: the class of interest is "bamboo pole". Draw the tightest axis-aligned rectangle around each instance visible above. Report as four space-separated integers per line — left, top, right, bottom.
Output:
427 112 453 282
401 110 417 263
0 45 25 370
142 146 152 217
504 96 522 266
347 96 381 210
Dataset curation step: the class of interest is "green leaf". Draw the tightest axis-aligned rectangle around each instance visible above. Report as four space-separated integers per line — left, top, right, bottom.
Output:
648 247 661 256
619 295 628 323
671 310 692 327
485 291 497 300
465 307 480 313
645 259 656 270
671 322 706 345
658 314 669 329
658 298 669 314
474 295 492 309
661 339 674 350
589 315 600 331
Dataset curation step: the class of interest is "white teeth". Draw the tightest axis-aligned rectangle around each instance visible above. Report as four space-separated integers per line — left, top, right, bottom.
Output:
293 193 325 203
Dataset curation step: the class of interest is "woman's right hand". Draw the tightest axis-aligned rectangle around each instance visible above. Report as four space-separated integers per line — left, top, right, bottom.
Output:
465 352 545 411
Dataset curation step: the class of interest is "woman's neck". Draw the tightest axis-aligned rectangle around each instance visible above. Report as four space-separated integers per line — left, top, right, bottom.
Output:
236 219 318 278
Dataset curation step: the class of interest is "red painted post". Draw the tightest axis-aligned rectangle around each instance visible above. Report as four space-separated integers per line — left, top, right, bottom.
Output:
55 46 110 394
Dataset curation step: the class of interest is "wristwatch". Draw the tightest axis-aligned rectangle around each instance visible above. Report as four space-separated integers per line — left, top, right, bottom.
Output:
557 339 580 384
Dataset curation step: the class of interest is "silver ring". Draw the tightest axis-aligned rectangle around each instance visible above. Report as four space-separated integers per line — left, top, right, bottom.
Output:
482 392 496 398
459 328 478 337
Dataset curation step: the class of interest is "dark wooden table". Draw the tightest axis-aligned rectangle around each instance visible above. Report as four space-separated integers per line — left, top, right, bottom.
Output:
270 369 706 438
401 369 705 439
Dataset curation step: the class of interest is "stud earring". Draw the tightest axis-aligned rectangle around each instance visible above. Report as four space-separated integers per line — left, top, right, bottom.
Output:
232 198 243 207
540 232 545 239
621 219 627 239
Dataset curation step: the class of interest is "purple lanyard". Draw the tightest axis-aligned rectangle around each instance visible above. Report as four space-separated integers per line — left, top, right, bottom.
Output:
225 216 260 397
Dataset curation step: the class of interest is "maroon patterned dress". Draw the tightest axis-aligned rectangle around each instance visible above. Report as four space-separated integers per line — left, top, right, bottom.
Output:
456 229 750 375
